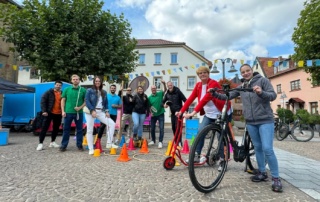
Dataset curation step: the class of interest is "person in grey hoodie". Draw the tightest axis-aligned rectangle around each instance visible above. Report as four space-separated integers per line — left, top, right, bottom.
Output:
209 64 282 193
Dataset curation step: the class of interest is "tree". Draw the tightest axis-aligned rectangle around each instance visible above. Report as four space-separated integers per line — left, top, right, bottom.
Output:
292 0 320 84
0 0 138 82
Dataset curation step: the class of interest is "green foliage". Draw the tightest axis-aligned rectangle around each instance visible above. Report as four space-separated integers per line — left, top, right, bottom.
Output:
308 114 320 125
292 0 320 84
295 109 310 124
0 0 138 82
276 108 294 123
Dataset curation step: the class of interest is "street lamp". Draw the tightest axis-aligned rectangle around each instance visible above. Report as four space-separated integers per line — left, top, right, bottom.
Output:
280 91 287 108
210 58 237 79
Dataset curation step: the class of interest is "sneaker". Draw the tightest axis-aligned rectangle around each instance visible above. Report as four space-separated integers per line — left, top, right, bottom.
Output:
272 177 283 192
49 142 60 148
251 171 268 182
186 155 200 164
158 142 163 149
218 160 225 172
89 149 94 155
36 144 43 151
59 147 66 152
106 143 119 149
148 141 155 146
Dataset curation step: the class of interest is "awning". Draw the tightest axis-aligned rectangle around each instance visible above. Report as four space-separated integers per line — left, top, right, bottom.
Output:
288 98 305 104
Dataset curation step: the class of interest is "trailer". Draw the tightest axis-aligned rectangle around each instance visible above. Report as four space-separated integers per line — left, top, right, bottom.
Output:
1 82 71 132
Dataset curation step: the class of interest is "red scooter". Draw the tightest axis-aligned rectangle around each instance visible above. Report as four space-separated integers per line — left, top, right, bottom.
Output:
163 115 206 170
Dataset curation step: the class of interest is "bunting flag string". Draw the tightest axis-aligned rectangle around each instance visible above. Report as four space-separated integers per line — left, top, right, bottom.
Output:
4 58 320 81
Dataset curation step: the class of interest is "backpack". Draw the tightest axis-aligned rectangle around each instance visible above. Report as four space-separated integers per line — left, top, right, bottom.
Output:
233 142 248 162
32 111 43 131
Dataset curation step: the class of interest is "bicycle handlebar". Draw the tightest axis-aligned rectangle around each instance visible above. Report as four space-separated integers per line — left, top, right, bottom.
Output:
209 87 253 94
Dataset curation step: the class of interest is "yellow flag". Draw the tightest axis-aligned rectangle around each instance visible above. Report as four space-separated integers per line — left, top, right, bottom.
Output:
12 65 17 70
125 74 129 78
191 65 195 69
146 72 149 77
168 69 171 74
240 60 244 65
267 61 273 67
214 59 218 64
298 61 304 67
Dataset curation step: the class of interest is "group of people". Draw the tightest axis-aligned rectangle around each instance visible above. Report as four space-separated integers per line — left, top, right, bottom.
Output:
36 64 282 192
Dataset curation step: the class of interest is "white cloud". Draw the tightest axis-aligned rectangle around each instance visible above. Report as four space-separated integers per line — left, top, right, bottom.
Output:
140 0 305 60
115 0 151 9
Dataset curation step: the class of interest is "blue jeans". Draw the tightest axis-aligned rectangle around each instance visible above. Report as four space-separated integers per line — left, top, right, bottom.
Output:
132 112 146 137
151 113 164 143
246 123 279 178
196 116 223 158
61 113 83 149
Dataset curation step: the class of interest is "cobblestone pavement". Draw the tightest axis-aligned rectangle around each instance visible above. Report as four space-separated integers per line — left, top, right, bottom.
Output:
0 129 319 202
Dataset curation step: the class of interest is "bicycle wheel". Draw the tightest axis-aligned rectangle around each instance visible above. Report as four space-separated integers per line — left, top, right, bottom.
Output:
244 131 258 174
188 124 229 193
275 123 289 141
291 123 314 142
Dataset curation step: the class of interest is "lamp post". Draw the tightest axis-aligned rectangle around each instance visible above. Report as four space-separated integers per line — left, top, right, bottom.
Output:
280 91 287 108
210 58 237 79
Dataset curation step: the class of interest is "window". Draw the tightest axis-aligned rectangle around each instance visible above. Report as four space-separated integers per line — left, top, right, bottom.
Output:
235 97 241 103
139 54 145 65
154 77 162 90
170 77 179 87
187 76 196 89
233 110 242 116
189 103 196 113
310 102 318 114
30 67 39 79
276 84 282 93
154 53 161 65
290 80 300 91
171 53 178 64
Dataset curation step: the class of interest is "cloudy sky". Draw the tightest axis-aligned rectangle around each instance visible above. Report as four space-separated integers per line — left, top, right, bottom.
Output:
14 0 307 79
101 0 306 79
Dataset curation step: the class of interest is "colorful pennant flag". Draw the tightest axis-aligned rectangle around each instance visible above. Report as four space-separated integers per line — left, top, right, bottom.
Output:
146 72 149 77
162 70 165 75
267 61 273 67
297 61 304 67
167 69 171 74
316 59 320 66
179 67 183 72
307 60 312 67
240 60 244 65
12 65 17 70
0 63 3 68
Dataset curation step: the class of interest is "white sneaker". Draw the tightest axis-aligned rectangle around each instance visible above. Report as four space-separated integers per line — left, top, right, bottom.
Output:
49 142 60 148
36 144 43 151
89 149 94 155
148 141 155 146
106 143 119 149
158 142 163 149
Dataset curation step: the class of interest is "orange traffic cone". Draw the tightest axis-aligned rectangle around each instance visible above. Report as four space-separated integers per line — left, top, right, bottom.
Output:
127 137 136 151
95 138 104 153
93 149 100 157
82 135 88 146
117 144 131 162
181 140 190 154
139 139 149 153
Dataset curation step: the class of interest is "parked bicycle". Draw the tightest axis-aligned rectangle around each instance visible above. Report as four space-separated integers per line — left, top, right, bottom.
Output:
188 84 257 193
273 113 289 139
275 114 314 142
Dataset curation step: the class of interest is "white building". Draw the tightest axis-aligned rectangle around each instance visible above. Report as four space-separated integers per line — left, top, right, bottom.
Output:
17 39 212 124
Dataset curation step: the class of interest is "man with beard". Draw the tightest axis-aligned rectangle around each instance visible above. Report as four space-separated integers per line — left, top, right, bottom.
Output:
162 81 187 146
60 74 86 152
117 86 134 140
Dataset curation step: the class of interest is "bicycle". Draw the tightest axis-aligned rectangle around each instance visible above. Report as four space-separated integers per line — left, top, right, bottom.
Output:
275 114 314 142
274 113 289 140
188 84 257 193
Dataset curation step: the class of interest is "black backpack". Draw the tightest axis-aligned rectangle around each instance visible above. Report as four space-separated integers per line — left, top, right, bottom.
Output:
233 142 248 162
32 111 43 131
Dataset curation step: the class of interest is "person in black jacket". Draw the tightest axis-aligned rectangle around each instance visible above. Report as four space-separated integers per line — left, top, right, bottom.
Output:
162 81 187 145
132 86 149 140
36 81 63 151
117 86 134 140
